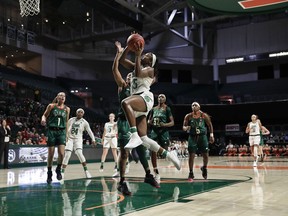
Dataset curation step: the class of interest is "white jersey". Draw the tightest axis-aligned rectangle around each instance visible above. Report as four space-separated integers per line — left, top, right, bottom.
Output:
249 121 261 136
67 117 95 142
131 70 154 95
104 122 117 138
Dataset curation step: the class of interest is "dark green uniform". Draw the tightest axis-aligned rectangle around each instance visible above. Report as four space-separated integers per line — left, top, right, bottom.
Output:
117 85 149 167
47 104 68 146
259 131 264 146
149 106 173 148
117 86 131 146
187 111 209 153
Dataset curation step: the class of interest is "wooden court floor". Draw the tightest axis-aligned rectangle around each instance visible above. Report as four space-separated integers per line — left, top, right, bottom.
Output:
0 156 287 216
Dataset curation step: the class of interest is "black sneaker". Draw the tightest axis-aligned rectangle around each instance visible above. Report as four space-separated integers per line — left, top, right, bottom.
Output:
200 166 207 179
47 171 52 184
56 168 62 180
117 182 131 196
99 165 104 172
188 172 194 182
144 174 160 188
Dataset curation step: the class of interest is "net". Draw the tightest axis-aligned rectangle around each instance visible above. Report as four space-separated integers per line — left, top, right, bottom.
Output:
19 0 40 17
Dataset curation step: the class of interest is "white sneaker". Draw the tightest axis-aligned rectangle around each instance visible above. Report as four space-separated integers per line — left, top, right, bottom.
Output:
124 133 143 149
125 163 130 174
155 174 161 184
99 165 104 172
253 161 257 167
85 170 92 178
166 151 181 170
112 171 120 177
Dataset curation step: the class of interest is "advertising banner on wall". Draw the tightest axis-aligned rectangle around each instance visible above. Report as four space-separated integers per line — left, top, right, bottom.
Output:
17 29 26 42
7 24 16 40
8 147 57 164
225 124 240 132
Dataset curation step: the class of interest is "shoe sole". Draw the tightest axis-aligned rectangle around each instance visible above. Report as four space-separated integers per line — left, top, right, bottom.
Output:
56 174 62 180
188 178 194 182
169 153 181 170
144 180 160 188
124 139 143 149
200 167 207 179
117 186 132 196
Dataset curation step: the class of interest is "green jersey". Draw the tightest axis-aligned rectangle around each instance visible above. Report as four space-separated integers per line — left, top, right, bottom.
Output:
150 105 172 133
47 104 68 129
188 111 207 136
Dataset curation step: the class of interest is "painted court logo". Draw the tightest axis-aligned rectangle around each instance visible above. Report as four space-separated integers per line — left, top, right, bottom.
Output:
188 0 288 14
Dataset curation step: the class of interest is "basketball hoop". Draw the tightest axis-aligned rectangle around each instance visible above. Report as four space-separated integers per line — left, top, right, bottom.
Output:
19 0 40 17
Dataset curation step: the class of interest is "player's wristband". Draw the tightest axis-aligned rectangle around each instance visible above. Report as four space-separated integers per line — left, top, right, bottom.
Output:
210 133 214 138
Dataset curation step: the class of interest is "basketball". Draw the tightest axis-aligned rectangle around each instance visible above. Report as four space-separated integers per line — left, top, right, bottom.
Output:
127 34 145 52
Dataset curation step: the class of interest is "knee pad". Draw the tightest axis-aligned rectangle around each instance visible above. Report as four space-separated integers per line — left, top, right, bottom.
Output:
140 136 160 153
75 148 86 163
62 150 72 165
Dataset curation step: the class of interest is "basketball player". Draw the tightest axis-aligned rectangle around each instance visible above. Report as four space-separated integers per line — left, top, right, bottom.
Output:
259 125 270 162
113 41 159 195
100 113 118 172
41 92 70 184
182 102 214 181
60 108 96 182
119 35 181 171
148 93 174 184
246 114 262 167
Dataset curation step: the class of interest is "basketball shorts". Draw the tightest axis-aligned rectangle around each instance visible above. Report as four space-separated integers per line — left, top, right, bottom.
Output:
134 91 154 118
249 135 260 146
103 137 117 149
188 135 209 153
47 129 66 146
65 137 83 151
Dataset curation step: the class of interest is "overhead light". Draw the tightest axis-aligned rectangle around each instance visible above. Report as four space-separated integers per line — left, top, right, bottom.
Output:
225 57 244 63
86 12 89 17
269 51 288 58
